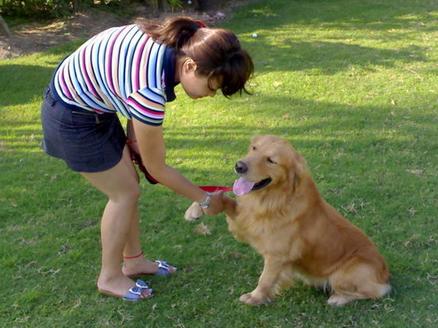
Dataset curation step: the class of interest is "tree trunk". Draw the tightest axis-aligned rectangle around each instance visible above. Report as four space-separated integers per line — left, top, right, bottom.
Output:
192 0 205 11
147 0 170 15
157 0 170 12
72 0 80 14
0 15 11 38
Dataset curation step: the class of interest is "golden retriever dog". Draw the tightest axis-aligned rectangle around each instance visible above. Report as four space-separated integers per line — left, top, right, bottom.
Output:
186 135 390 306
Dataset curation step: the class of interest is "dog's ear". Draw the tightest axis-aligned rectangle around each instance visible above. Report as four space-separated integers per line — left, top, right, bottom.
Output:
250 135 262 147
288 152 306 192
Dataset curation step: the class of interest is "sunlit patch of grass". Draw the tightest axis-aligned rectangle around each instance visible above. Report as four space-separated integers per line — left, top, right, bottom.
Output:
1 0 437 327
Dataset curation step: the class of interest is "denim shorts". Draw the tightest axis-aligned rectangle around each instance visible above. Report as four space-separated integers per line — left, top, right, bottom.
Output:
40 86 126 172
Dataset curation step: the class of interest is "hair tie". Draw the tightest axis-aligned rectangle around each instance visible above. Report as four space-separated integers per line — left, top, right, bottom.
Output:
195 20 207 28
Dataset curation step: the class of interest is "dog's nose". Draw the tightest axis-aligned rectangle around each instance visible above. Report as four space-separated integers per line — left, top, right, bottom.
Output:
235 161 248 174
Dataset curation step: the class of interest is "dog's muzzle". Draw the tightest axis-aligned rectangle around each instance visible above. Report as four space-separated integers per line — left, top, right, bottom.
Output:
251 177 272 191
235 161 248 174
234 161 272 193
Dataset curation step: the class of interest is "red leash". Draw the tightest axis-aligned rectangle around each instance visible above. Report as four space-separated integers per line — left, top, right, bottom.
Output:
127 139 159 184
199 186 233 193
127 140 232 192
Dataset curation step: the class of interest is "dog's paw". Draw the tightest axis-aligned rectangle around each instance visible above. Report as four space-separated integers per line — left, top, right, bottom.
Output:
184 202 204 221
327 294 351 307
239 292 271 305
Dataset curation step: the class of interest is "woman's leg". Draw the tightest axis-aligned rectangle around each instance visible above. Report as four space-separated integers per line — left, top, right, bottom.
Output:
119 150 175 275
81 146 150 297
122 209 161 275
118 150 143 258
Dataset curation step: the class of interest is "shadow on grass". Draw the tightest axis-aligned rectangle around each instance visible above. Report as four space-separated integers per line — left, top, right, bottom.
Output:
2 90 436 157
0 64 53 107
163 91 437 149
230 0 435 73
250 41 428 74
233 0 438 34
1 2 436 325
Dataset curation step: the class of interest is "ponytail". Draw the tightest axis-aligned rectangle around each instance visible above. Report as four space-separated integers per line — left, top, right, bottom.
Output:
138 16 205 50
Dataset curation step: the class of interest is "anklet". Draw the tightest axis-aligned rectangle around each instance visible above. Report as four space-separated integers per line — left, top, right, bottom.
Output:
124 251 144 260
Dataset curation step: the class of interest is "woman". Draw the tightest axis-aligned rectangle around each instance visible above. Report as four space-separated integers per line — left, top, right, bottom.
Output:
41 16 253 301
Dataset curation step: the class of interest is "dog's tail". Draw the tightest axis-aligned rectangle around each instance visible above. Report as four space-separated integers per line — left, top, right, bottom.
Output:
368 282 391 298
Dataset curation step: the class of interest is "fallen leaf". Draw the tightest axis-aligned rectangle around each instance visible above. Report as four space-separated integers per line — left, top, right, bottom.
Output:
194 223 211 236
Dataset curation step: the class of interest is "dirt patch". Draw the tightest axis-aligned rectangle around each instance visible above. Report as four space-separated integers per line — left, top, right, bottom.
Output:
0 1 249 60
0 10 127 59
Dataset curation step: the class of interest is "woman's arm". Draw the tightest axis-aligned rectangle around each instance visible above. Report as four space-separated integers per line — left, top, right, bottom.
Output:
132 118 223 215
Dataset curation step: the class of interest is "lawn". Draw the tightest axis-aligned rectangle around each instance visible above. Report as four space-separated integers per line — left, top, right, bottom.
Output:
0 0 437 327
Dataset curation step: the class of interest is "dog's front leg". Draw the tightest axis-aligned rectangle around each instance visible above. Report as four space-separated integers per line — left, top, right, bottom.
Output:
223 195 237 219
240 256 283 305
184 201 204 221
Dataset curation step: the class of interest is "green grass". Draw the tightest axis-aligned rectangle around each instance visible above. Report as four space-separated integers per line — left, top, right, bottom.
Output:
1 0 437 327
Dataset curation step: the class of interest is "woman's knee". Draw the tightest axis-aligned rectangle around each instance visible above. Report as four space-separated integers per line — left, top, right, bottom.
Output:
128 183 141 200
111 182 141 204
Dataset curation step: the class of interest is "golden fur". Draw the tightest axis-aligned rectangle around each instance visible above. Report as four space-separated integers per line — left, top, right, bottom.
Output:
221 135 390 306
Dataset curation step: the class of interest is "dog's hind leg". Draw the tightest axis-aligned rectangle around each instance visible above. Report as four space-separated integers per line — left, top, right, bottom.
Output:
328 282 390 306
328 258 390 306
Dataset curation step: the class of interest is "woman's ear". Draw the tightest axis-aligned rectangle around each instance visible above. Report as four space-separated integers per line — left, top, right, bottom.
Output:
183 57 197 73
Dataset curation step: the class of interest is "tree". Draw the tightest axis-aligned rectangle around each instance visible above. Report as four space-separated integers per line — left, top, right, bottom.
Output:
0 15 11 38
148 0 169 14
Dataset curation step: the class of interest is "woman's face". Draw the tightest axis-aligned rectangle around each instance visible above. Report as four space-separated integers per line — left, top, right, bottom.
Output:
179 58 221 99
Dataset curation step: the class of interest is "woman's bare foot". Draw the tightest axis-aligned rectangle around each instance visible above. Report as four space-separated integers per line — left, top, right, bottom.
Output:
122 255 176 277
97 273 152 299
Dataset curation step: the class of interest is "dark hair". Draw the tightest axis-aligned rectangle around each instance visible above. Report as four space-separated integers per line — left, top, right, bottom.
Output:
138 16 254 96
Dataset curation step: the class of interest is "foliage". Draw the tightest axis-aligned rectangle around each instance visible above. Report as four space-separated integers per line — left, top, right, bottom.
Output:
167 0 183 9
0 0 125 18
1 0 72 17
0 0 189 18
0 0 437 327
146 0 186 12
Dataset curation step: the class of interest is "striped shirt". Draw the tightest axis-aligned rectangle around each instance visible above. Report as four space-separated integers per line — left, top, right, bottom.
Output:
53 24 177 126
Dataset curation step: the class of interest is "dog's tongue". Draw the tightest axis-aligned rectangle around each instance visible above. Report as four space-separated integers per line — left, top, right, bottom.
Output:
233 177 255 196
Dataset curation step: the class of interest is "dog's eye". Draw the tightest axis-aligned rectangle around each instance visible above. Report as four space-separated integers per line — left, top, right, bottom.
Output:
252 146 257 151
267 157 277 164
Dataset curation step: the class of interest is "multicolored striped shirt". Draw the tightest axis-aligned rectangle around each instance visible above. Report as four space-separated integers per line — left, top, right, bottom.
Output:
53 24 177 126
